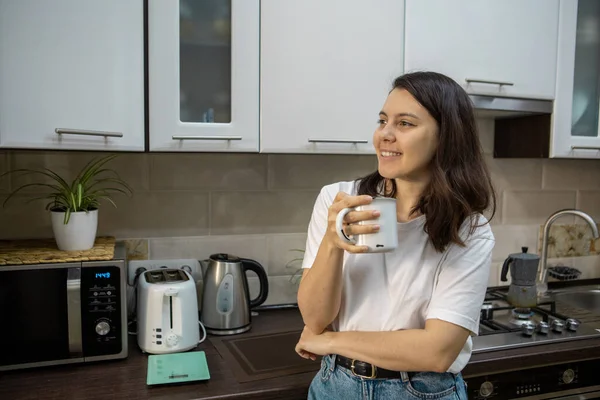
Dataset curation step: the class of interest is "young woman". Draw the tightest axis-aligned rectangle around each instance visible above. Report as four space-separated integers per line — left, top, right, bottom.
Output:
295 71 496 400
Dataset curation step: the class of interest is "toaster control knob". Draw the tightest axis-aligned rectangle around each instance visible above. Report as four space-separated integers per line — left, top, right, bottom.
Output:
95 321 111 336
166 333 179 347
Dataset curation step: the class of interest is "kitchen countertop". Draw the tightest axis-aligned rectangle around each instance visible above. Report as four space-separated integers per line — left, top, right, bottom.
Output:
2 305 600 400
0 309 312 400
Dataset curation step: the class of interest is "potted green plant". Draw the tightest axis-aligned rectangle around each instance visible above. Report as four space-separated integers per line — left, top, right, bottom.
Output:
1 154 132 251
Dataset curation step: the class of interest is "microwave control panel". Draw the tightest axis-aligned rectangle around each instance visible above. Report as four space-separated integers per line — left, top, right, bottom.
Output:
81 266 122 357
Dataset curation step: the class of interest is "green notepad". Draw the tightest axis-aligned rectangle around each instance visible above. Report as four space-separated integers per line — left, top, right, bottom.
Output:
146 351 211 386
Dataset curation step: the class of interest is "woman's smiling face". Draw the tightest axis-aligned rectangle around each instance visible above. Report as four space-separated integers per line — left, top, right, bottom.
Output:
374 88 439 181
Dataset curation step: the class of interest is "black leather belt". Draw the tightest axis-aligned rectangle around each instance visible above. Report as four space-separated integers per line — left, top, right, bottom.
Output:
334 355 406 379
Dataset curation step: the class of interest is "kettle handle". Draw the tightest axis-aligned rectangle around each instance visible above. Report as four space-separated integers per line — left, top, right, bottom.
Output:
241 258 269 308
500 256 513 282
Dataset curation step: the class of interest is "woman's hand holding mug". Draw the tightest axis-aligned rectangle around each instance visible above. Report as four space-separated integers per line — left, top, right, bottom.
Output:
326 192 380 253
326 192 398 254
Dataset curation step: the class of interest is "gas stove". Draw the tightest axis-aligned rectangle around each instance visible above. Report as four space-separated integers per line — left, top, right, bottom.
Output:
466 287 600 399
472 287 600 354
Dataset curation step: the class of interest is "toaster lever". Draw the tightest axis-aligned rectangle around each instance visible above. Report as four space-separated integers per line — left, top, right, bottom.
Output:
164 288 179 296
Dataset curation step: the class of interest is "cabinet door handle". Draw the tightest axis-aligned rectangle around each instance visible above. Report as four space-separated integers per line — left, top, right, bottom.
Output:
55 128 123 138
308 139 368 144
172 135 242 141
465 78 514 87
571 146 600 150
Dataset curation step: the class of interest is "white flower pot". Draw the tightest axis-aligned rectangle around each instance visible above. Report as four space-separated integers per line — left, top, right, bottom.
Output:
51 209 98 251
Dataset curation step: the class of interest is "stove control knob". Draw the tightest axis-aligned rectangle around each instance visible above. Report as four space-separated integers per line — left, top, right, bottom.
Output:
566 318 580 332
536 321 549 335
479 381 494 398
521 321 535 336
552 319 565 333
562 368 575 384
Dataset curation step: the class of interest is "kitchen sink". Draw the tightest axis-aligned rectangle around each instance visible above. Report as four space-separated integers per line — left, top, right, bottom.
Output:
547 286 600 314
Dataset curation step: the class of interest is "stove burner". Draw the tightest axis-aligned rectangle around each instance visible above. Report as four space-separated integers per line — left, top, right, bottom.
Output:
513 308 533 319
509 308 535 327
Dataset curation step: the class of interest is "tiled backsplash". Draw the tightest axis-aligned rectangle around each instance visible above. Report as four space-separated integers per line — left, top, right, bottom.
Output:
2 119 600 304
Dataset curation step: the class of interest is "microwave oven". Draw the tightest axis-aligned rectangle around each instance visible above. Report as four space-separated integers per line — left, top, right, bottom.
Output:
0 243 128 371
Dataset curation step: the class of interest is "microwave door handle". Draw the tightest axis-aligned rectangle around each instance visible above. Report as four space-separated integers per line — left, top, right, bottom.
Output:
67 267 83 356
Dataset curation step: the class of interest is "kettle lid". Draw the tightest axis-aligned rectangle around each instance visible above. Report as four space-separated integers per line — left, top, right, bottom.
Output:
510 246 539 260
210 253 241 262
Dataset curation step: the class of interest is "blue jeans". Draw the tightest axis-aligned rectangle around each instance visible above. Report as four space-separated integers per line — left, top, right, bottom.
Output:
307 355 468 400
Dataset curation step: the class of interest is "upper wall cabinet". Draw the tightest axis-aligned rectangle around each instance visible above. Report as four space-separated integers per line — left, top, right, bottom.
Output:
551 0 600 158
404 0 560 100
260 0 405 154
0 0 144 151
148 0 259 152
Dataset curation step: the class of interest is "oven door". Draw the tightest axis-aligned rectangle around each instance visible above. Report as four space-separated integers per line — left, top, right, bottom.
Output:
0 263 82 370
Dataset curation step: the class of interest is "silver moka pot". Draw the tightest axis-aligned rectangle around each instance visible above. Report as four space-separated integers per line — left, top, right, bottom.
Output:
200 253 269 335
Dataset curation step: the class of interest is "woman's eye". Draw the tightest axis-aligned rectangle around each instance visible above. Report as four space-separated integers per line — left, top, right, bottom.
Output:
377 119 387 126
398 120 413 127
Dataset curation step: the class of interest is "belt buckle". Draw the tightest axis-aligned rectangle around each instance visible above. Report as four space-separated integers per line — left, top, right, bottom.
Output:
350 359 377 379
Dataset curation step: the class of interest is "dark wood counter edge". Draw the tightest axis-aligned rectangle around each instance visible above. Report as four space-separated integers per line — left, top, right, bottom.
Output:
2 308 600 400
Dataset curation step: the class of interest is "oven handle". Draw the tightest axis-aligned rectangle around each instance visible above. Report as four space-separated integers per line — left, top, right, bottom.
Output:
551 391 600 400
67 267 83 356
520 386 600 400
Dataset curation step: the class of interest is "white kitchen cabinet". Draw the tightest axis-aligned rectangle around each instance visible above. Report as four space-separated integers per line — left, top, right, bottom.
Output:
0 0 144 151
260 0 405 154
551 0 600 159
148 0 259 152
404 0 560 100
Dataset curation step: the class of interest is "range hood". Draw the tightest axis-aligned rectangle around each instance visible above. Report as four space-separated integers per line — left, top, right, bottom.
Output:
462 81 554 158
469 92 553 118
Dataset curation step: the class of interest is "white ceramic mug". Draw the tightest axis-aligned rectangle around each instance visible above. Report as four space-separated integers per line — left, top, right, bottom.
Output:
335 197 398 253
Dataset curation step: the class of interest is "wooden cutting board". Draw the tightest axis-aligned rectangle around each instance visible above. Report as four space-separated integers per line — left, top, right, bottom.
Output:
0 236 116 265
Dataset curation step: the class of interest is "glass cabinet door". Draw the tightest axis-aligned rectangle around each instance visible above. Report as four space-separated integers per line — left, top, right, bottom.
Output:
149 0 259 152
179 0 231 124
553 0 600 158
571 0 600 139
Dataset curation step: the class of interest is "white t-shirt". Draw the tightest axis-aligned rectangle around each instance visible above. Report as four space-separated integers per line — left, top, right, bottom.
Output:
301 180 495 374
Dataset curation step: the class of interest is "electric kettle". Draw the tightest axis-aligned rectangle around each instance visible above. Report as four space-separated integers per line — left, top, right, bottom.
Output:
200 253 269 335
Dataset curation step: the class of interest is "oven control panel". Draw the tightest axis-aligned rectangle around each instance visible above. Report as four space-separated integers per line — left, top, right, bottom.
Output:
465 358 600 399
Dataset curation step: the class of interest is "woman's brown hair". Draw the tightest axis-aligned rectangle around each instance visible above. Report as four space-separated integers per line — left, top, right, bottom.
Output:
357 71 496 252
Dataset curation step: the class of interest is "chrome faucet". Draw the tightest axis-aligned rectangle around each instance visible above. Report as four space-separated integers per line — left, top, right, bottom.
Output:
537 209 600 294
